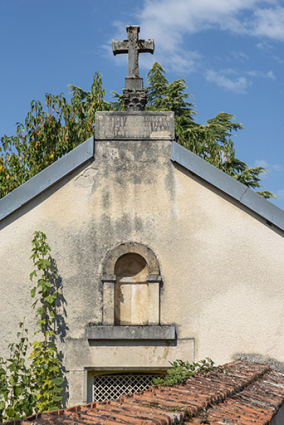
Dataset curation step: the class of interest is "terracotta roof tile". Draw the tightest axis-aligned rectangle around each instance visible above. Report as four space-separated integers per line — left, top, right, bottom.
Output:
3 361 284 425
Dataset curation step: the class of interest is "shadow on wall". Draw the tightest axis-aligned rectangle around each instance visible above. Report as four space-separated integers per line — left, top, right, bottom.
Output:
48 258 69 407
234 353 284 373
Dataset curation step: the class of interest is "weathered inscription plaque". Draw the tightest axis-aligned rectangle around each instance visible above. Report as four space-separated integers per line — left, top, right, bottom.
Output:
95 112 175 140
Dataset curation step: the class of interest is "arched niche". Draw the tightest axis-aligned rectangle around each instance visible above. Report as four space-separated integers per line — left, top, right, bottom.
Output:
102 242 160 276
101 243 161 326
115 253 149 325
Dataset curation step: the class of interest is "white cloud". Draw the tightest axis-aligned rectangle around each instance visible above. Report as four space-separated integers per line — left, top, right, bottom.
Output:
272 55 284 63
272 164 283 172
206 70 249 93
247 70 276 79
254 160 283 171
252 6 284 40
256 40 272 50
276 189 284 198
232 51 250 62
267 70 276 79
139 0 284 41
135 0 284 74
108 0 283 91
247 70 261 77
254 159 270 168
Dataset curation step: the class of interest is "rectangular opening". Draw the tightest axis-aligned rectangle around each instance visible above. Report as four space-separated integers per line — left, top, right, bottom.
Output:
90 371 165 402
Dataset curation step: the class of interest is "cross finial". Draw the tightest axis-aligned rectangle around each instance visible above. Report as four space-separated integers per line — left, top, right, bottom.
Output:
112 25 155 91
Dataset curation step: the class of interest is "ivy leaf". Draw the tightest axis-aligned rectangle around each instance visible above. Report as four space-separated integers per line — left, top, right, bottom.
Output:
51 377 64 386
30 270 37 280
52 395 63 402
5 407 15 417
14 386 21 397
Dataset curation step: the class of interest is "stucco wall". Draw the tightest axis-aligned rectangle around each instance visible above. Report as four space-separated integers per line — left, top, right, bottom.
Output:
0 111 283 406
162 163 284 362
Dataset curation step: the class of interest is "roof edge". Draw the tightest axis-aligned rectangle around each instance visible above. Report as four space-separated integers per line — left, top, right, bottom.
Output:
0 137 94 221
171 142 284 232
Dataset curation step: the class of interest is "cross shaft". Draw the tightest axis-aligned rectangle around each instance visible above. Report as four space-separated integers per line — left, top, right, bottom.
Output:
112 26 154 90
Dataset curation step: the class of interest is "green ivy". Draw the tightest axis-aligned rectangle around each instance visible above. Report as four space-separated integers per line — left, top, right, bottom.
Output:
0 323 35 422
29 231 64 413
0 231 63 421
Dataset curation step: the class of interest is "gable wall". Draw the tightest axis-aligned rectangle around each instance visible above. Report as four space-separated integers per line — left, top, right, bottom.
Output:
1 114 283 405
166 163 284 363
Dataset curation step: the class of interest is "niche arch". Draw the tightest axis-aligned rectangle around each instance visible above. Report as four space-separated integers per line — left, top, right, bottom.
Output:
102 242 160 276
102 243 161 326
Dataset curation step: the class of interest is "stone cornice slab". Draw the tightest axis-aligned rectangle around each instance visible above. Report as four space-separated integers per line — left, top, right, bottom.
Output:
86 325 176 340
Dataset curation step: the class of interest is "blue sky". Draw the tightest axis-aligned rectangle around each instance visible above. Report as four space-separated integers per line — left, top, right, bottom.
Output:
1 0 283 208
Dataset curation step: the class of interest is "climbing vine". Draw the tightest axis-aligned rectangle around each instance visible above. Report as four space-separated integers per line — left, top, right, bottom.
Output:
29 231 64 412
0 323 35 421
0 231 63 422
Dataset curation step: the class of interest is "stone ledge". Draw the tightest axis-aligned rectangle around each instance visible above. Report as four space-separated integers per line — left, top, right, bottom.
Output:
86 325 176 340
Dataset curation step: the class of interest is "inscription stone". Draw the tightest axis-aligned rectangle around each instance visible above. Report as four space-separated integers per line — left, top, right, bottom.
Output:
95 112 175 141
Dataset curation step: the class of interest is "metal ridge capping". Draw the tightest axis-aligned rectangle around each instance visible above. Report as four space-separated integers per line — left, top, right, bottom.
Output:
3 361 284 424
171 141 284 232
0 137 94 221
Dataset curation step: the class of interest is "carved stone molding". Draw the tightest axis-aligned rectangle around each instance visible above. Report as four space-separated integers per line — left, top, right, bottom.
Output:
121 88 148 111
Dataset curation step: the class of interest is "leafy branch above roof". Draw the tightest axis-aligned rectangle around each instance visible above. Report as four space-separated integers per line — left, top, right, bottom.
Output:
0 63 275 199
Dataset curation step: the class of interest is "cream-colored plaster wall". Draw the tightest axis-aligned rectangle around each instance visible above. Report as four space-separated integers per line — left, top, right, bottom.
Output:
159 164 284 364
0 132 283 405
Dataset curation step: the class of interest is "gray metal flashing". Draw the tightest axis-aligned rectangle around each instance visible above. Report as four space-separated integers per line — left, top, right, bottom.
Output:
1 136 283 232
171 141 284 232
0 137 94 221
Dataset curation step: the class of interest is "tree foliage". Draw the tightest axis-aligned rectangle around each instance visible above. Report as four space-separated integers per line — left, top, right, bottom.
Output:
0 63 275 199
146 63 275 198
0 74 110 198
0 232 63 422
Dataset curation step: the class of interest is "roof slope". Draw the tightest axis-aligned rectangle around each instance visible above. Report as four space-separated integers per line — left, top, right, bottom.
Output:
1 137 283 232
5 361 284 425
0 137 93 221
172 142 284 232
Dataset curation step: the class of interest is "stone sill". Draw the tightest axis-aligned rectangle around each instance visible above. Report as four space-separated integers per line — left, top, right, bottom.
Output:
86 325 176 340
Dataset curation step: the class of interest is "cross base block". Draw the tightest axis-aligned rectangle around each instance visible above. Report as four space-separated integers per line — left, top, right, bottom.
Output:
122 88 148 111
125 76 143 90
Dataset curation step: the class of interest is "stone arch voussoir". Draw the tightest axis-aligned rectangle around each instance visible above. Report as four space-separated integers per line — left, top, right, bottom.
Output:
102 242 160 276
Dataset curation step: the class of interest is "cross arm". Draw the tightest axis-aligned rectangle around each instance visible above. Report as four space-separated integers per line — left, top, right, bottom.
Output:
112 40 128 56
137 39 155 54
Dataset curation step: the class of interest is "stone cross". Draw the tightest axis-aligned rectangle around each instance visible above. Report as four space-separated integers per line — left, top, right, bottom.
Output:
112 26 154 91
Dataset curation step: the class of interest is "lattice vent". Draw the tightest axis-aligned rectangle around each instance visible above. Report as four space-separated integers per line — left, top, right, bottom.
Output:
93 373 160 402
